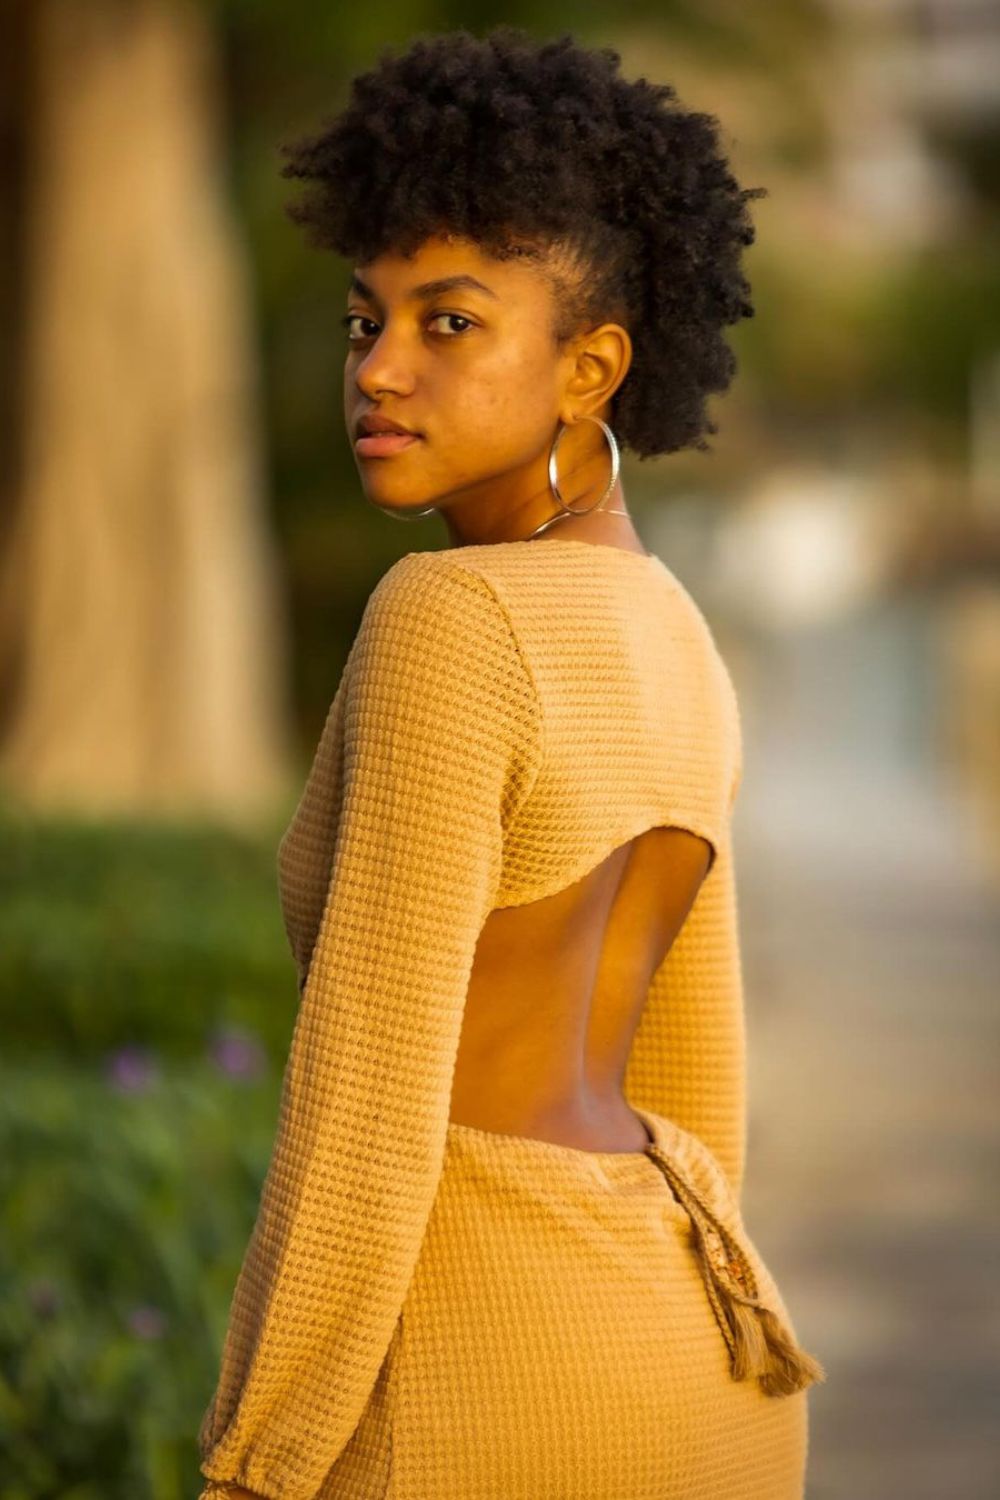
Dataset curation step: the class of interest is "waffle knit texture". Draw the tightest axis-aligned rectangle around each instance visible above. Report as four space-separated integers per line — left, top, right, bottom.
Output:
197 540 809 1500
367 1106 811 1498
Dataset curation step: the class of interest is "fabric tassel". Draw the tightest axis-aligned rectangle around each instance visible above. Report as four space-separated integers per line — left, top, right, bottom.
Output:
646 1143 827 1398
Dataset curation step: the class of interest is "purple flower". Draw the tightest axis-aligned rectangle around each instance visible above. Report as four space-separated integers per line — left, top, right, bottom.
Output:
127 1303 167 1339
105 1044 160 1093
208 1024 266 1082
27 1278 62 1318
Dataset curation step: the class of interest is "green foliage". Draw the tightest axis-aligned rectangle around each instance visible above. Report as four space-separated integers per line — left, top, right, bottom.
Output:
0 806 297 1062
0 803 303 1493
0 1057 280 1500
876 241 1000 420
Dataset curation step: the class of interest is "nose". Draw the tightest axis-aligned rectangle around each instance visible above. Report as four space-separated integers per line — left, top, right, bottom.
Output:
352 322 418 401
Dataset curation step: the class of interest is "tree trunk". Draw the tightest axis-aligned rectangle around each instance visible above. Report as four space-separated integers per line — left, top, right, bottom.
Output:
0 0 292 827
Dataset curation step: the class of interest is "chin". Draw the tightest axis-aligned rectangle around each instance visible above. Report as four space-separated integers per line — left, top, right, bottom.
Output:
358 477 438 517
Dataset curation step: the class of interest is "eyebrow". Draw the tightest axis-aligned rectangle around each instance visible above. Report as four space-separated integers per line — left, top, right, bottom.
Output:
348 273 500 305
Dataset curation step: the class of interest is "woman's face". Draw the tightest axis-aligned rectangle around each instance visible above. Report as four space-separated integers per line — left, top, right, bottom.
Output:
342 232 630 544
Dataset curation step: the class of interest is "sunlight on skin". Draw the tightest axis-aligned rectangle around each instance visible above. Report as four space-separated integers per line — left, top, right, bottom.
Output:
343 231 639 550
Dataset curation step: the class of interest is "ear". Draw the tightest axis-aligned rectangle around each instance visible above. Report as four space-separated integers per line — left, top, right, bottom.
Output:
560 321 633 423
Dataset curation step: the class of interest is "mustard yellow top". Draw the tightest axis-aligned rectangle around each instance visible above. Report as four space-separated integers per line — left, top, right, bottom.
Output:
197 539 747 1499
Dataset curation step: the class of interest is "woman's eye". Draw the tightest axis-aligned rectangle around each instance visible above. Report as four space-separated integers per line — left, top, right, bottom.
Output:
341 314 377 341
340 311 475 342
427 312 474 336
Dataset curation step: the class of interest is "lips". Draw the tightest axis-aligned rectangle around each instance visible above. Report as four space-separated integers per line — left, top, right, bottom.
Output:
355 430 421 458
354 414 422 458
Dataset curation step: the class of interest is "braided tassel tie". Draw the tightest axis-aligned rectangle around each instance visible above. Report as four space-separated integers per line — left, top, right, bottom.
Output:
646 1143 827 1398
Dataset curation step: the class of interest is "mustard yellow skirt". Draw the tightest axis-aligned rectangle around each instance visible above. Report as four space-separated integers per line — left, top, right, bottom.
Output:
323 1107 817 1499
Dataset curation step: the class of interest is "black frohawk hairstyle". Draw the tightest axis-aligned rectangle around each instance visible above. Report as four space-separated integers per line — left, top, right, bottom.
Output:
279 25 767 460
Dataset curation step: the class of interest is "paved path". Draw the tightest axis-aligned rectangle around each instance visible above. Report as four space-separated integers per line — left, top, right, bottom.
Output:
728 602 1000 1500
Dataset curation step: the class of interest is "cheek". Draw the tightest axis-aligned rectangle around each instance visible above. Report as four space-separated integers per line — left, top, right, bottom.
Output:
446 335 557 452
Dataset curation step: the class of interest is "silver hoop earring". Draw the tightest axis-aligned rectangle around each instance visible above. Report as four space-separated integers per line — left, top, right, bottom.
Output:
547 415 621 516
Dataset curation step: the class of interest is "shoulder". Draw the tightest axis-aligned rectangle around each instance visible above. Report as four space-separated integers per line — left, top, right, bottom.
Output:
350 551 540 719
358 550 527 670
367 548 499 615
342 551 543 786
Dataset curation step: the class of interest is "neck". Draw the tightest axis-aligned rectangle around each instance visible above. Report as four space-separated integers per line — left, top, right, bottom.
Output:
442 437 629 548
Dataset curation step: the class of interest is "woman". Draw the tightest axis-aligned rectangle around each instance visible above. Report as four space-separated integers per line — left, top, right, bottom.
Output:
197 26 825 1500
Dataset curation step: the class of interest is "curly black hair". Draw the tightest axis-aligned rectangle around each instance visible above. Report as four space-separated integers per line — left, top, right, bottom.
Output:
278 26 766 460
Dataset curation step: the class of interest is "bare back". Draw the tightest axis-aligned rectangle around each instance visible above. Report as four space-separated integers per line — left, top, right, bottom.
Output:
450 822 713 1151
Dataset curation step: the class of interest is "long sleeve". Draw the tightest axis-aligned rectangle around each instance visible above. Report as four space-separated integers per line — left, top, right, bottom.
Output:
197 552 544 1500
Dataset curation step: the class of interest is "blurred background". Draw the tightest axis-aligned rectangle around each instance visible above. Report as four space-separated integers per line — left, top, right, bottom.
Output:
1 2 998 1497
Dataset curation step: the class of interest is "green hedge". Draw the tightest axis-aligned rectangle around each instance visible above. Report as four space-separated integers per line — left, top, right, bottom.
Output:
0 1056 281 1500
0 807 298 1062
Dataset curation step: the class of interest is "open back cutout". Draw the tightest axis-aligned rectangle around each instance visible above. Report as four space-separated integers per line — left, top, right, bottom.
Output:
450 820 717 1143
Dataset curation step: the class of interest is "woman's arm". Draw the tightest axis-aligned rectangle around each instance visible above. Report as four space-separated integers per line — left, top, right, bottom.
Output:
197 554 543 1500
